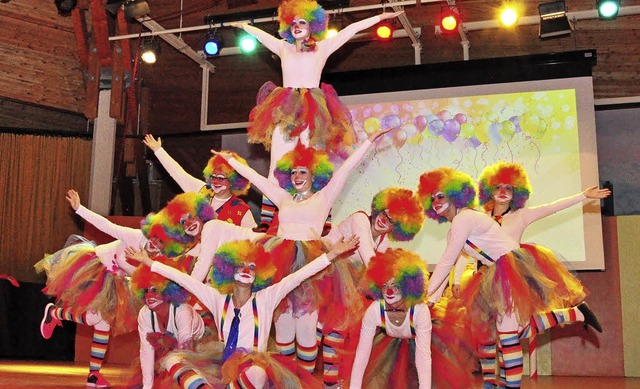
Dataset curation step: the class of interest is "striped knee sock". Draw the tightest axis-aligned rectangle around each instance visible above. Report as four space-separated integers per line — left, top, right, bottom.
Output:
322 332 344 386
169 362 210 389
89 329 110 372
276 339 296 361
498 331 523 388
297 343 318 374
228 370 260 389
520 307 579 339
259 196 276 226
51 307 86 324
479 342 497 386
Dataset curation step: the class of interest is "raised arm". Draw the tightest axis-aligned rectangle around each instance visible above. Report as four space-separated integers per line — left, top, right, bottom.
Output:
231 22 283 56
152 261 221 312
69 189 143 245
322 11 402 55
522 186 610 225
212 149 288 207
145 135 206 193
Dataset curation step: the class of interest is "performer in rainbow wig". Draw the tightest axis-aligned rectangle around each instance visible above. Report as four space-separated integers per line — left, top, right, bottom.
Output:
463 161 608 387
131 256 205 389
229 0 402 231
36 189 188 388
125 236 359 389
320 187 424 386
144 134 256 228
211 127 389 375
418 167 599 389
350 248 432 388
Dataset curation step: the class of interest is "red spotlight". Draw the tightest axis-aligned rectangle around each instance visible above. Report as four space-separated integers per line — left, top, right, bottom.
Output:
440 7 460 33
375 22 393 41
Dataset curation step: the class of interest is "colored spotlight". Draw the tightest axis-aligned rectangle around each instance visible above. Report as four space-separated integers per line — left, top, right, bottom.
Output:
204 33 221 56
597 0 620 19
500 7 518 26
440 8 460 33
239 35 257 53
375 22 393 41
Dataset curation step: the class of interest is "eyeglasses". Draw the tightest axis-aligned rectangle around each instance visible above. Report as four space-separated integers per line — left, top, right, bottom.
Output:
209 174 228 182
381 210 395 224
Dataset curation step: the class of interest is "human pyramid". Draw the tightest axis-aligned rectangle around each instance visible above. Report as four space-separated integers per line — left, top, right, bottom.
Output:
36 1 611 388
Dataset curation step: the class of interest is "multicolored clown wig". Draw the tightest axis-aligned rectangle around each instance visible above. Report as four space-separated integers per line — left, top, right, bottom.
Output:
478 162 532 212
417 167 477 223
371 187 425 241
140 212 185 257
130 255 192 306
209 240 277 295
274 141 334 195
203 151 251 197
158 192 216 244
278 0 328 46
364 248 429 308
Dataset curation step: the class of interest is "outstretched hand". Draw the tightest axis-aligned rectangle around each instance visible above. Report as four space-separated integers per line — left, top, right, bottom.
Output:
327 235 360 262
583 185 612 199
143 134 162 151
124 246 154 267
211 149 234 162
66 189 81 211
368 126 394 142
379 10 404 21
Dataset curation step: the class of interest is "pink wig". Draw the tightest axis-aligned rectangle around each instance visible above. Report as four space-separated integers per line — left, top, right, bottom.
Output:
478 162 532 211
417 167 477 223
371 187 425 241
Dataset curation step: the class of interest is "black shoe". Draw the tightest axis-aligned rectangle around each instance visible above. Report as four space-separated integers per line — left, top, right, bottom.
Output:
577 302 602 333
252 223 270 233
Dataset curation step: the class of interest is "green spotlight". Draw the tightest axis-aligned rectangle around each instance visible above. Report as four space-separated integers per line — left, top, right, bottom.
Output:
239 35 257 53
597 0 620 19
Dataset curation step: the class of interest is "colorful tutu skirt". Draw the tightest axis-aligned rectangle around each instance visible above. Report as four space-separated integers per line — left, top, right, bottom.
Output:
248 82 355 158
35 237 141 336
459 244 587 344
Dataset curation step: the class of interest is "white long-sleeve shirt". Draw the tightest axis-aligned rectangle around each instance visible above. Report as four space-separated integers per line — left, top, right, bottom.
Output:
151 253 332 353
138 303 204 389
323 211 389 267
350 301 432 389
228 139 374 241
427 209 519 302
243 16 381 89
452 193 587 284
75 205 141 276
153 147 256 228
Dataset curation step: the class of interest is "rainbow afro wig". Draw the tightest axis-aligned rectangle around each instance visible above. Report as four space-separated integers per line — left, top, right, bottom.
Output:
371 187 425 242
478 162 532 211
274 141 334 195
364 248 429 308
278 0 327 45
203 151 251 197
130 255 193 306
417 167 477 223
158 192 216 244
209 239 277 294
140 212 185 257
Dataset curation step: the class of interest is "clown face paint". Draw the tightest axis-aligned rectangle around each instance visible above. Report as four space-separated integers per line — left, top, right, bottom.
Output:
291 166 313 193
431 191 450 215
234 262 257 284
382 278 402 306
493 183 514 205
180 213 203 237
144 287 164 310
145 237 163 256
373 209 394 235
291 17 311 41
208 169 230 196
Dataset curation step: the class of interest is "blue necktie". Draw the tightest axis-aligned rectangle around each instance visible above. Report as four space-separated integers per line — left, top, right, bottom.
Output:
223 308 241 361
